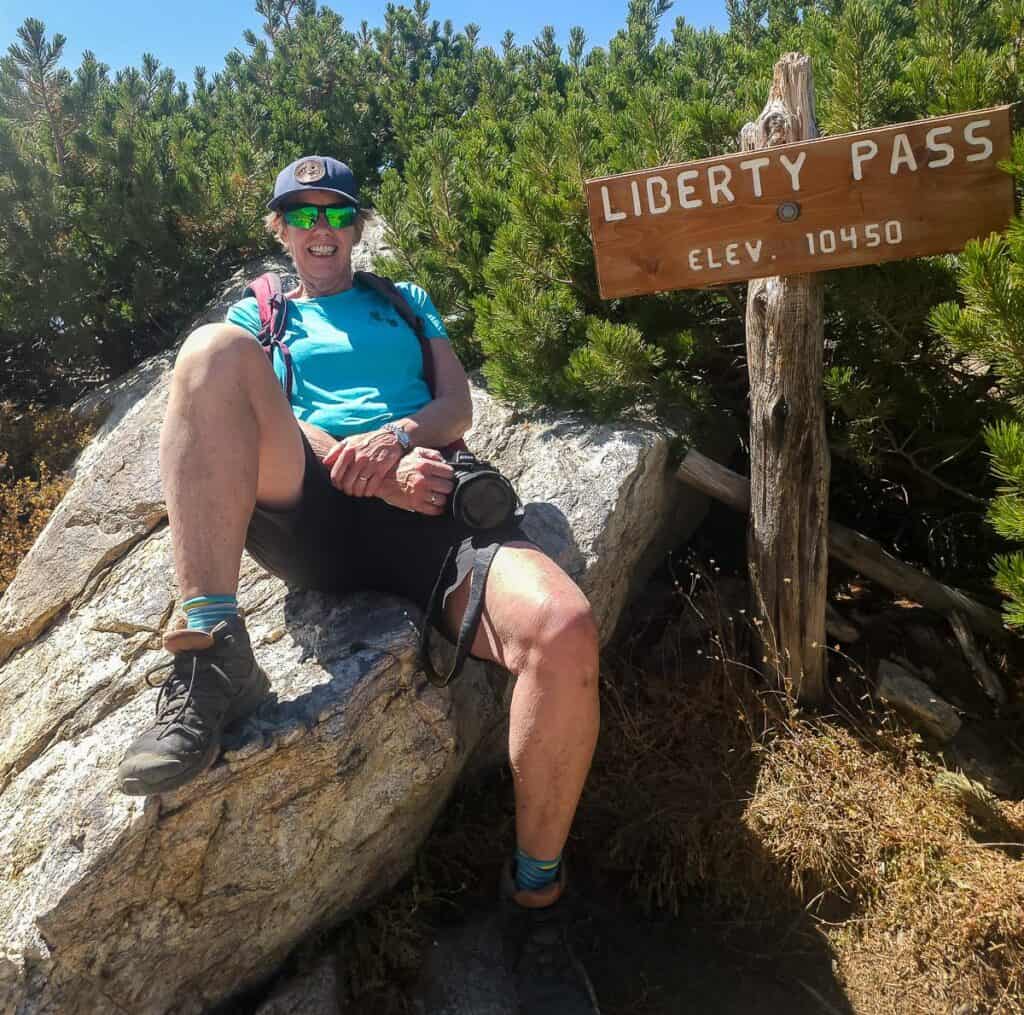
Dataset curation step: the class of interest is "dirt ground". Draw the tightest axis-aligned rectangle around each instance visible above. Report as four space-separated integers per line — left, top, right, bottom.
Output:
574 874 852 1015
408 865 853 1015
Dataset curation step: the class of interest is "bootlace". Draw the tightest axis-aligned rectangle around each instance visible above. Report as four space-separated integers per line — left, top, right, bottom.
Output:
143 650 235 744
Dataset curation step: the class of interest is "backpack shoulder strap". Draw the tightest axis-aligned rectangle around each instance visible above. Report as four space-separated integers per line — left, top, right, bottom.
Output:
243 272 288 339
354 271 436 395
242 272 293 398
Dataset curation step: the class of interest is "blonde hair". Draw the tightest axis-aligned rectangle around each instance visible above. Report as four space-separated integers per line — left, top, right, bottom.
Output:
264 206 370 253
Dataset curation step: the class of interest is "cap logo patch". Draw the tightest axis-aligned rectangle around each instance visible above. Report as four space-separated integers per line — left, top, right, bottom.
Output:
294 159 326 183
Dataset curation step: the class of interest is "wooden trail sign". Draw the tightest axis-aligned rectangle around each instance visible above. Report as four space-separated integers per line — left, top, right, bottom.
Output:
586 104 1014 299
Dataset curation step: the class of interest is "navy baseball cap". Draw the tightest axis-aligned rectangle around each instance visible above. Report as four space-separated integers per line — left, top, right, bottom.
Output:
267 156 360 210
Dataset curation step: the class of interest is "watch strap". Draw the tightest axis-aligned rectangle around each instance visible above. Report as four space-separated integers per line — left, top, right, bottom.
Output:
385 421 411 452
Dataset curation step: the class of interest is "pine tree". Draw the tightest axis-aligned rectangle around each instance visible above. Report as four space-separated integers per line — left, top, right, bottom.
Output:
0 18 234 387
819 0 909 133
0 18 72 171
932 203 1024 626
0 0 1020 586
371 0 1022 589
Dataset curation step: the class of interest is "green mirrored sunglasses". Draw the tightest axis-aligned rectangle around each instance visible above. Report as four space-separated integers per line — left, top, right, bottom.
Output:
282 203 358 230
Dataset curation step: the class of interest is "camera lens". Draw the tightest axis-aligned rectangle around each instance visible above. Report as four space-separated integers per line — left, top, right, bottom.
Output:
456 474 516 529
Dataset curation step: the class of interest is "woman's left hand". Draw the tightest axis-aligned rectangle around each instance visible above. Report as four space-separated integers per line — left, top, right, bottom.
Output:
323 429 404 497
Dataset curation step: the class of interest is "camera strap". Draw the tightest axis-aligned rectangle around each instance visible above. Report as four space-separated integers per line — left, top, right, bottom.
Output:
419 541 500 687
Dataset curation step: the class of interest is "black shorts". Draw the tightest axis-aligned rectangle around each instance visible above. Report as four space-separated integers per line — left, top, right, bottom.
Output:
244 432 532 625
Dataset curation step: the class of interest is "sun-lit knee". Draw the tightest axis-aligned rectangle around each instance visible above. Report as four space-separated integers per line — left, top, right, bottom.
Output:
525 594 600 687
174 324 263 386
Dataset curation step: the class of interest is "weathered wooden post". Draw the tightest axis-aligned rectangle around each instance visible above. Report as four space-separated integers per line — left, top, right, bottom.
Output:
740 53 828 702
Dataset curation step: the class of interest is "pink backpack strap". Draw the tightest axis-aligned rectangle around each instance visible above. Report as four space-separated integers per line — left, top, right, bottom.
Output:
243 272 293 398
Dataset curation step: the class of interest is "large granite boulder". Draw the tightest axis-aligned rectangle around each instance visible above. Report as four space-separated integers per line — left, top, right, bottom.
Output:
0 229 716 1014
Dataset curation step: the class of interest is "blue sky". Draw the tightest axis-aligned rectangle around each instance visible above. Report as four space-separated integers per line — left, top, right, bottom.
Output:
1 0 729 82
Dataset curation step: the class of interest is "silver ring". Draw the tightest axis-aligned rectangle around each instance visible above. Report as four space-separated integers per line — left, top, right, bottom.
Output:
358 475 369 482
430 494 438 504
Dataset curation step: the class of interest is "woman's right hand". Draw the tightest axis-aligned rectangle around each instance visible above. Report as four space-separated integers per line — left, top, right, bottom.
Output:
378 447 455 515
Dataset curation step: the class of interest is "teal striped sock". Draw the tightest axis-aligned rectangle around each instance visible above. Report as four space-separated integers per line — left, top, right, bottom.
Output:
183 594 238 632
514 847 562 892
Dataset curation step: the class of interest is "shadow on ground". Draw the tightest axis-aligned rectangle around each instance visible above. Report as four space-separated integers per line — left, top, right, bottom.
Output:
405 766 853 1015
576 869 851 1015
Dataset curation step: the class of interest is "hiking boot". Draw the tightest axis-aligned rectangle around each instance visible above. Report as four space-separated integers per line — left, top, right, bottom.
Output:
500 861 601 1015
118 615 271 796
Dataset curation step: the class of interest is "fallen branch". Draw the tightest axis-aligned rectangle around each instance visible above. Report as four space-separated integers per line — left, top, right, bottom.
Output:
949 610 1007 706
875 658 962 740
678 449 1008 643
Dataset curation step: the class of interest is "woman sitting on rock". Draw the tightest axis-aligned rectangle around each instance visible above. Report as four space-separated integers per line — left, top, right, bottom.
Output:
117 155 601 1013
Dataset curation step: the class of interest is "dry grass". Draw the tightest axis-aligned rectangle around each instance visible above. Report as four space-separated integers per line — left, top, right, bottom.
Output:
584 571 1024 1014
753 727 1024 1013
832 780 1024 1012
579 630 786 915
0 401 95 596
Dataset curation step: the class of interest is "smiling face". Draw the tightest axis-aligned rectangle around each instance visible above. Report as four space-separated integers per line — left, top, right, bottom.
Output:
280 189 360 298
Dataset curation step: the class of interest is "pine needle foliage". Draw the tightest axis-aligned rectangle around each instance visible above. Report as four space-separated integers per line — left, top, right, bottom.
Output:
985 420 1024 623
818 0 910 133
0 0 503 400
376 0 749 419
1 0 1023 594
933 212 1024 627
374 0 1021 449
931 226 1024 402
3 0 1019 425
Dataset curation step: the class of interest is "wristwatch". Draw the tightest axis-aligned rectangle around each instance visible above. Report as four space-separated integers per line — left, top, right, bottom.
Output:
384 421 412 453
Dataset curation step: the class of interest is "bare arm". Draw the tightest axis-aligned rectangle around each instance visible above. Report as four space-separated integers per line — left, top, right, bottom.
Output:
391 339 473 449
298 420 337 461
297 423 454 515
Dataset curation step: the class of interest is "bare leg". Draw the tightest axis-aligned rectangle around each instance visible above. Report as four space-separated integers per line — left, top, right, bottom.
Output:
161 324 305 601
444 544 601 861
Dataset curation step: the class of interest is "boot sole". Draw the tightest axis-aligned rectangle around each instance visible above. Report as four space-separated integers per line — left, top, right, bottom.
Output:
118 737 221 796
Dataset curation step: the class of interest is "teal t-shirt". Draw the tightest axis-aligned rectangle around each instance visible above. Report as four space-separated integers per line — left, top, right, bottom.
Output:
226 282 448 439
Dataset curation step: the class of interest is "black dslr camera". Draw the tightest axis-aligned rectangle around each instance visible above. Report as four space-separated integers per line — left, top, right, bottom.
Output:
447 451 521 530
